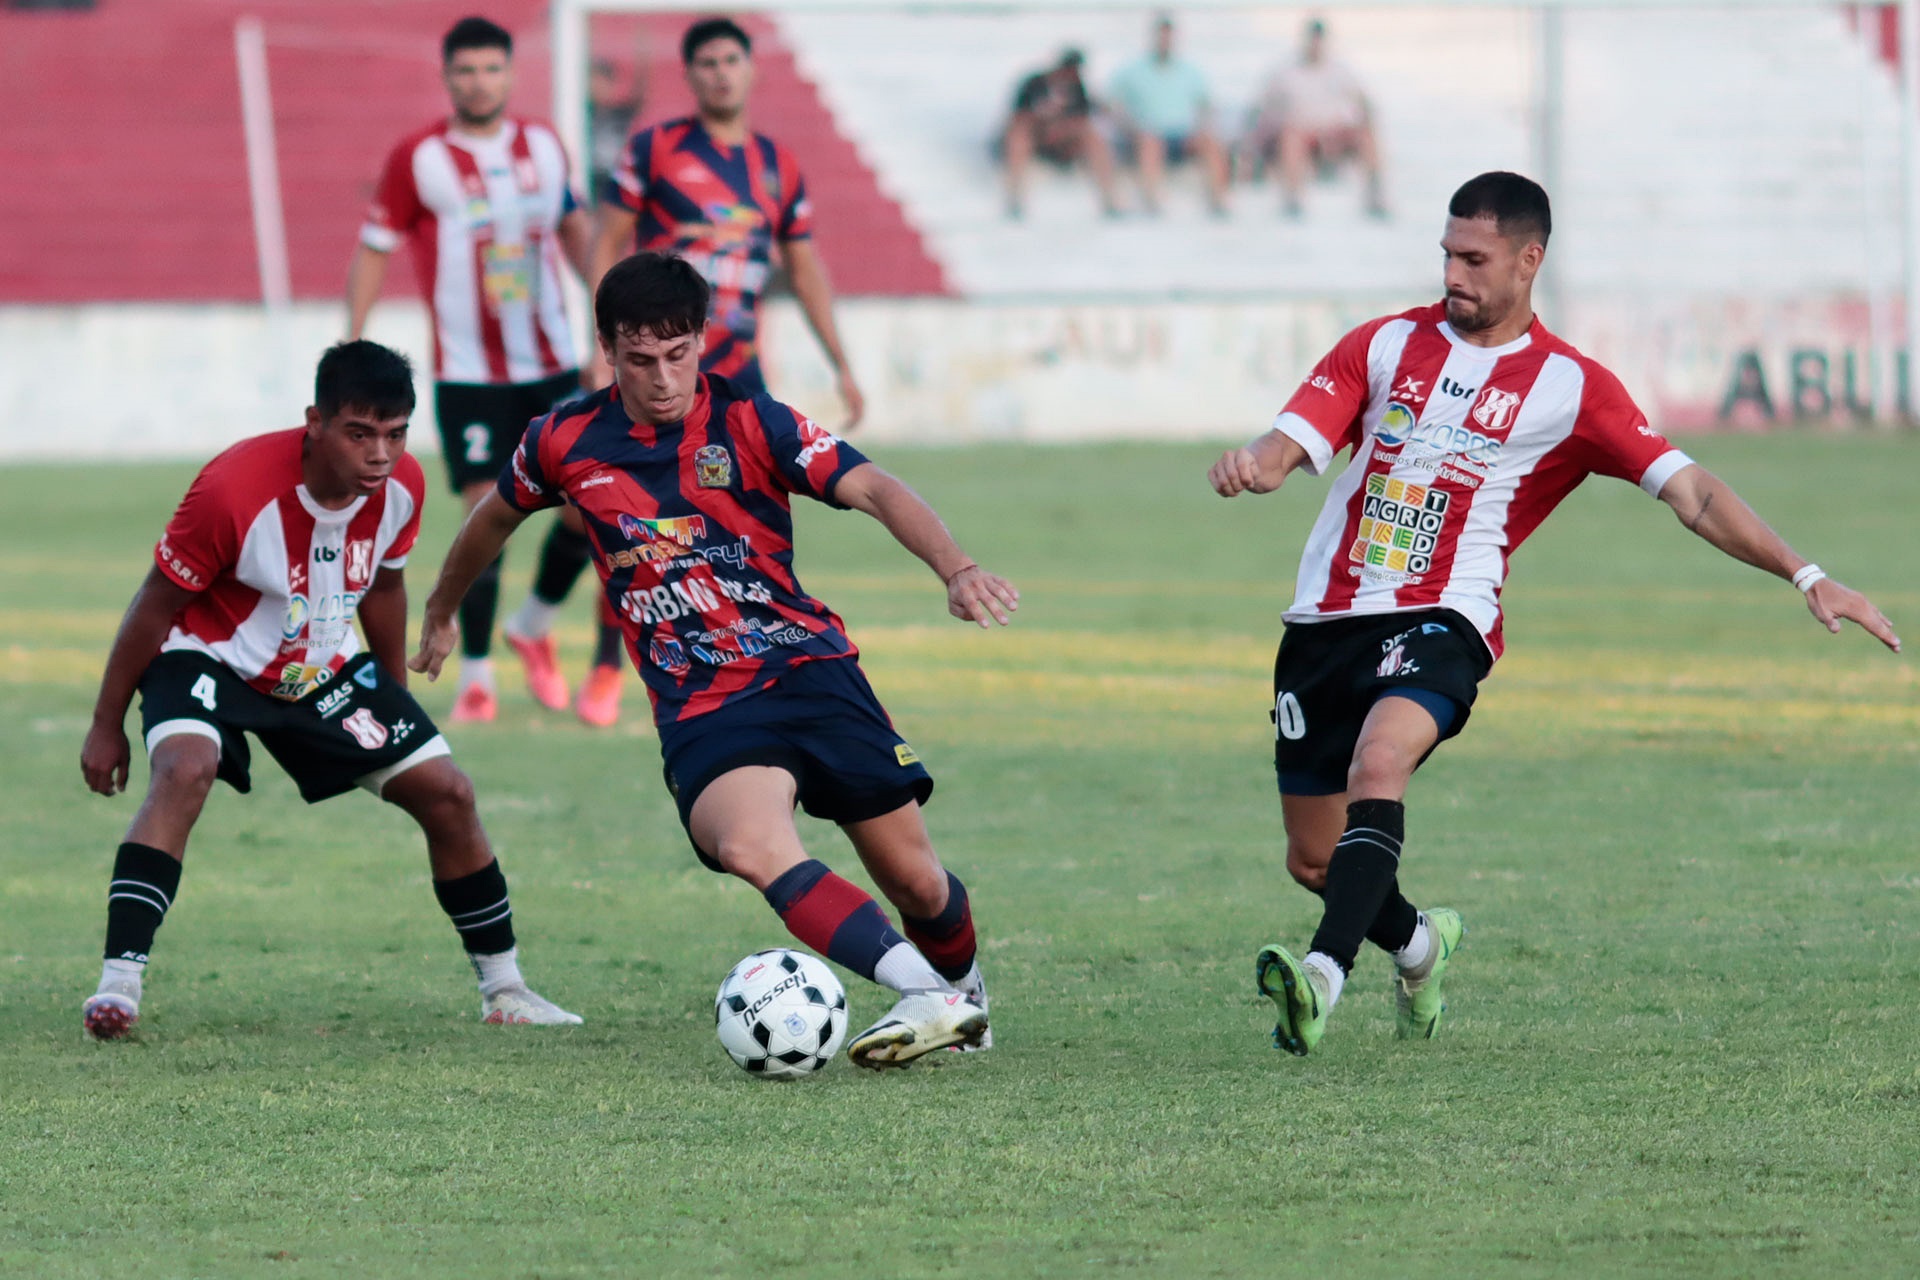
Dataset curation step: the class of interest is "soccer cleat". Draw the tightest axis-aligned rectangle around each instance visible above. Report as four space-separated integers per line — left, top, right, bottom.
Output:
450 683 498 724
1394 908 1464 1040
503 629 570 711
1256 944 1328 1057
947 967 992 1052
575 664 623 728
480 984 583 1025
82 987 140 1041
847 990 988 1069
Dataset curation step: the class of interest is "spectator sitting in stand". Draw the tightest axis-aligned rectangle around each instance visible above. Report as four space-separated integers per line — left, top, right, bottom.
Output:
999 48 1122 219
1244 18 1387 218
1109 13 1230 217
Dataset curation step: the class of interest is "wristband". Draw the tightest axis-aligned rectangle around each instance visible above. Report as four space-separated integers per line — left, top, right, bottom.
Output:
942 562 978 586
1791 564 1826 593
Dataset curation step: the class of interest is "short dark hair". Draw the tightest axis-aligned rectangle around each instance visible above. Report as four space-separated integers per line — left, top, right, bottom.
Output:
443 16 512 63
682 17 751 65
314 341 416 421
595 252 711 346
1448 171 1551 246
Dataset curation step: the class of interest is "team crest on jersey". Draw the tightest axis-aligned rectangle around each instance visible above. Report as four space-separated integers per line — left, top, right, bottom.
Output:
1375 403 1418 446
344 539 375 588
342 708 389 750
1471 388 1522 433
694 444 733 488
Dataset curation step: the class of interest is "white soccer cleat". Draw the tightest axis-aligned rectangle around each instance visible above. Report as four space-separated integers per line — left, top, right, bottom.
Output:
82 990 140 1041
847 989 988 1069
480 984 583 1026
948 967 992 1052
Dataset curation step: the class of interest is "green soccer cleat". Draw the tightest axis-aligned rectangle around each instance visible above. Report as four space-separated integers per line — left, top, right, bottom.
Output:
1256 944 1328 1057
1394 908 1464 1040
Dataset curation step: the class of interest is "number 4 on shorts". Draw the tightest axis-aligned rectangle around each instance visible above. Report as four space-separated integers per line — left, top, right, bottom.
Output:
190 674 218 711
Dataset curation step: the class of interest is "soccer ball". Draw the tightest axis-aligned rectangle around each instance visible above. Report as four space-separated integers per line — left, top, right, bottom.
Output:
714 949 848 1079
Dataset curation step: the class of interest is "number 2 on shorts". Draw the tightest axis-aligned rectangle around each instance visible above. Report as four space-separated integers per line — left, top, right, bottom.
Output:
463 422 491 465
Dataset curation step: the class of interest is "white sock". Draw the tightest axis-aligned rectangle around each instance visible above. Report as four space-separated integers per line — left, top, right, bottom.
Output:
1394 915 1433 974
1303 951 1346 1010
469 946 523 996
99 957 144 996
953 961 985 999
507 596 560 640
872 942 948 994
456 659 494 693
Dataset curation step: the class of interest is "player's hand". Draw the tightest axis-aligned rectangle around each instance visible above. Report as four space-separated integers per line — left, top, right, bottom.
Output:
837 368 866 432
1208 447 1278 497
1805 577 1902 653
946 565 1019 629
409 610 459 680
80 719 131 796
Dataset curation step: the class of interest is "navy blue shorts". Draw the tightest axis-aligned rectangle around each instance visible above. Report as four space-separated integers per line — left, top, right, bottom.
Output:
658 657 933 870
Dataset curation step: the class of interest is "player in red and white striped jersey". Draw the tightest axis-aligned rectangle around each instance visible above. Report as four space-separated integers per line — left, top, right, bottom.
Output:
1208 172 1901 1057
77 342 579 1040
347 17 594 724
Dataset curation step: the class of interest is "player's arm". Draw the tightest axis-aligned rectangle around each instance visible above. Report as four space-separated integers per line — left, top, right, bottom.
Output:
780 239 865 430
81 567 200 796
1658 463 1900 652
558 205 594 282
411 491 535 679
581 205 639 386
1208 429 1312 497
833 462 1017 628
345 243 391 340
357 566 411 688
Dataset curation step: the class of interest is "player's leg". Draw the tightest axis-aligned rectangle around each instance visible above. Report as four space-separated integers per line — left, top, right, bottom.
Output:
434 382 526 722
574 594 626 728
452 478 505 722
1133 129 1167 214
1002 113 1036 217
82 732 219 1040
1192 128 1231 215
504 372 595 713
374 752 581 1025
1074 118 1123 216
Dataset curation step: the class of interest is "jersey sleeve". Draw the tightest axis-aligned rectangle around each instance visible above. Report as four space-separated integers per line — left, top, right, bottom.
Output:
360 138 425 252
776 155 813 242
497 412 566 512
380 456 428 569
754 398 869 507
153 461 240 592
605 126 652 213
1270 319 1379 475
1573 361 1693 496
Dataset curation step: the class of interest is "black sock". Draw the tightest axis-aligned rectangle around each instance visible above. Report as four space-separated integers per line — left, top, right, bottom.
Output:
593 620 624 668
459 556 503 661
433 859 516 955
103 842 183 963
1303 878 1420 955
1307 799 1405 974
532 523 593 604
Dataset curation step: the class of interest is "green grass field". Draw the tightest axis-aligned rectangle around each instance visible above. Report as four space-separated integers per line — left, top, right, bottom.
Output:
2 435 1917 1278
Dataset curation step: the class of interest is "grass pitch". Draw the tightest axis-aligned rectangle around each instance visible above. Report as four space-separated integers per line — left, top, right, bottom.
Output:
2 434 1916 1278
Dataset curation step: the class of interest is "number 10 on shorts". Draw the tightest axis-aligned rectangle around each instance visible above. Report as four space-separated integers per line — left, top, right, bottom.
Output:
1274 691 1305 741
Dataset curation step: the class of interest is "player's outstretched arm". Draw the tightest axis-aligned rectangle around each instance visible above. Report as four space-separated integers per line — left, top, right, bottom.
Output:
1208 429 1310 497
82 567 201 796
580 207 640 389
834 463 1018 628
344 244 391 341
782 239 865 429
1659 463 1901 652
411 492 534 679
358 567 410 687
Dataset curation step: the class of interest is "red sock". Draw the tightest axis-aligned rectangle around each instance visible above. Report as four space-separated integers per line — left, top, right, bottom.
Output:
903 870 977 982
763 860 906 982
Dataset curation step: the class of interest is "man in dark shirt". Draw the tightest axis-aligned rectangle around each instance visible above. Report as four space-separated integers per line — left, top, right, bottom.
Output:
1001 49 1121 219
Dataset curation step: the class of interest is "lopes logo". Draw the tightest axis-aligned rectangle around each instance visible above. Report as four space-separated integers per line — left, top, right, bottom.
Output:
1374 403 1506 467
1349 473 1449 576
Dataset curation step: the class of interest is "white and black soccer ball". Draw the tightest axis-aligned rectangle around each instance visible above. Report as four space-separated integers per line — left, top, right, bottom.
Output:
714 949 848 1080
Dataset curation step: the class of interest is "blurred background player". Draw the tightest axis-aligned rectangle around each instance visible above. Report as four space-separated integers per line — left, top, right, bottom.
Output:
1109 13 1230 217
1243 17 1387 218
506 15 867 728
586 51 647 199
999 47 1122 219
76 341 578 1040
345 16 593 724
414 253 1015 1067
1208 172 1901 1058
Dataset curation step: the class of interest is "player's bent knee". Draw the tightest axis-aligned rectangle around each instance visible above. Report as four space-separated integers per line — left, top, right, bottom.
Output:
1347 739 1416 798
150 742 219 799
1286 843 1330 892
710 835 798 890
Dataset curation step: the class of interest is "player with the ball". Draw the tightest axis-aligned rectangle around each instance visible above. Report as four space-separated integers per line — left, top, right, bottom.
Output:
412 251 1015 1068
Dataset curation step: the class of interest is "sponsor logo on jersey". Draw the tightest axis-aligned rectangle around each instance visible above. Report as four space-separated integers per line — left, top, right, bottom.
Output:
1471 388 1523 433
1375 403 1419 445
511 445 543 495
315 686 354 719
1441 376 1478 399
694 444 733 489
894 744 920 767
793 419 843 470
1637 422 1663 439
314 545 340 563
1308 374 1337 396
342 707 389 750
1392 376 1428 405
617 512 706 547
1375 410 1506 468
578 472 615 489
345 539 375 587
353 664 378 689
1349 473 1450 576
283 594 311 640
157 538 205 589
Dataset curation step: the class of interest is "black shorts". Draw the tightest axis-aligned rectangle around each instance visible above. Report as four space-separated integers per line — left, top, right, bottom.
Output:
658 657 934 871
433 370 583 492
138 651 450 803
1271 608 1492 796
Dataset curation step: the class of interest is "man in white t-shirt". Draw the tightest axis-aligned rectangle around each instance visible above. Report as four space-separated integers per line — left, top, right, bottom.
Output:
1109 14 1229 216
1208 171 1899 1058
1245 18 1386 218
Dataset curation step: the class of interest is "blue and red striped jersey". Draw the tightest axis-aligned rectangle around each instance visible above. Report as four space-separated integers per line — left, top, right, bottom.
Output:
605 117 812 387
498 373 868 724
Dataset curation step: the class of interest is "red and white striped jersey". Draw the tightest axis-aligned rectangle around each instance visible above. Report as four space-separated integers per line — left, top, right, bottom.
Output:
153 430 426 699
1274 303 1692 660
361 119 579 385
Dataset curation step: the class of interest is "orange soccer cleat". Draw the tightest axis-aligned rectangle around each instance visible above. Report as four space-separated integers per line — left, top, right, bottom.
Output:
503 629 570 711
575 664 624 728
450 683 498 724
